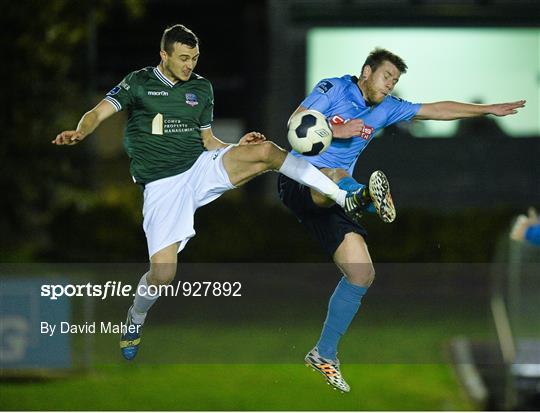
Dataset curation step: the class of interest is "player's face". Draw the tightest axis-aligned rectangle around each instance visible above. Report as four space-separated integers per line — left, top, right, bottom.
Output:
364 61 401 104
161 42 200 82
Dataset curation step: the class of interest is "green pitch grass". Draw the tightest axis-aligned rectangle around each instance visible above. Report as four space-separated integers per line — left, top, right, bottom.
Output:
0 311 482 411
0 363 472 411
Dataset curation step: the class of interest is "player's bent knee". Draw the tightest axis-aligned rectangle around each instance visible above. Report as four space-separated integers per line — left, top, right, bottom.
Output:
148 263 177 285
257 141 285 168
256 141 274 161
346 265 375 287
365 266 376 285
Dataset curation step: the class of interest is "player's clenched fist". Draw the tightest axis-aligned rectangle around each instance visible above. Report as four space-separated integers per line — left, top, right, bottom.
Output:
52 130 87 145
332 118 365 139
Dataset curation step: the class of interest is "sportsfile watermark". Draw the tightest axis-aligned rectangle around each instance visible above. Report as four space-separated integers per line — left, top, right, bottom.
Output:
2 262 539 364
40 280 242 300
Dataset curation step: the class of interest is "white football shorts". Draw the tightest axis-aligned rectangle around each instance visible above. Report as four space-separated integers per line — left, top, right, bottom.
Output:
142 145 236 258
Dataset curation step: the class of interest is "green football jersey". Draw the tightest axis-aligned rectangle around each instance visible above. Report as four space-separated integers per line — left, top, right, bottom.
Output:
104 66 214 184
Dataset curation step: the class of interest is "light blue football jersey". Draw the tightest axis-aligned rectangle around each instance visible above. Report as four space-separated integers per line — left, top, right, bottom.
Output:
293 75 421 174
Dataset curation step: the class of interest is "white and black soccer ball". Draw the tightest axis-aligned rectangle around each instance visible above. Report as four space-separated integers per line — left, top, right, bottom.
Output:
287 110 332 156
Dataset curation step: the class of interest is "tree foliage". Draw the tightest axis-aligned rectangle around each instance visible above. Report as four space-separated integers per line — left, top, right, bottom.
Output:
2 1 144 260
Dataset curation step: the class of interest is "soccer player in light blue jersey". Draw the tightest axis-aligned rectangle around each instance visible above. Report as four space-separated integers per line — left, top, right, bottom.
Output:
278 48 525 392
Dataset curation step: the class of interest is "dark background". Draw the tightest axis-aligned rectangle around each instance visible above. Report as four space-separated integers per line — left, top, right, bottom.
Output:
2 3 539 410
3 0 539 263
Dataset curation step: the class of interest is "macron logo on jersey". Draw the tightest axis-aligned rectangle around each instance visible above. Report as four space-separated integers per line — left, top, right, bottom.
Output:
148 91 169 96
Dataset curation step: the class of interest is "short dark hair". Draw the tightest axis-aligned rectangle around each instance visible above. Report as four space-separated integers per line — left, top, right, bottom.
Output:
161 24 198 55
362 48 408 75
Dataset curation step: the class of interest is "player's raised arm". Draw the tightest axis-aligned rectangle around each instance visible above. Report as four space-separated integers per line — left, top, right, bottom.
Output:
414 100 526 121
52 99 117 145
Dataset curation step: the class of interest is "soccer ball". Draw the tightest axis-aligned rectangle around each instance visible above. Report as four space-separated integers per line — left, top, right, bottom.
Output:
287 110 332 156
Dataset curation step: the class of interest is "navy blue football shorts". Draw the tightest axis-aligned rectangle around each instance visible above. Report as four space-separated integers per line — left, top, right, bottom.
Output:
277 174 368 257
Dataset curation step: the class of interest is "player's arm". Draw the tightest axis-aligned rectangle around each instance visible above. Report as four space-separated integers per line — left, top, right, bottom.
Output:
201 128 266 151
289 105 364 139
201 127 229 150
414 100 526 121
52 100 117 145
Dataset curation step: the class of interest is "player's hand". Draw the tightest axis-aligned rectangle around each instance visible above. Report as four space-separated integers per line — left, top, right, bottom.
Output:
332 119 365 139
489 100 526 117
527 207 538 223
510 207 538 242
238 131 266 145
510 215 529 241
52 130 87 146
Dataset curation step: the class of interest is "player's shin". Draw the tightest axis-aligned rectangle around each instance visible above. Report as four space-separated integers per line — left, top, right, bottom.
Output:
131 272 160 324
278 153 346 206
317 276 367 360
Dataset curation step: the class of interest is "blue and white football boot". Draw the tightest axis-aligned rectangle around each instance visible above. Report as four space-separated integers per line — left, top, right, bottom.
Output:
119 306 142 361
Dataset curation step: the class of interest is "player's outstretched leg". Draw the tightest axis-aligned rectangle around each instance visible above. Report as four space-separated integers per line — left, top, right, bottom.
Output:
368 170 396 223
222 141 366 219
305 347 350 393
120 272 159 361
120 244 178 361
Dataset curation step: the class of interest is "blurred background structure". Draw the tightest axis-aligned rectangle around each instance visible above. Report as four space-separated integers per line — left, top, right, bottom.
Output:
2 0 539 263
1 0 539 410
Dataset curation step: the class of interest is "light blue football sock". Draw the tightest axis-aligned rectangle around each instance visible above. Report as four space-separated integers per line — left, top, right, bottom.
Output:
337 177 376 214
316 276 368 360
337 176 363 192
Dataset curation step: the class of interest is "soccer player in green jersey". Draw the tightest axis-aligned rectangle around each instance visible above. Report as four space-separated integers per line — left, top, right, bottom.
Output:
52 24 367 361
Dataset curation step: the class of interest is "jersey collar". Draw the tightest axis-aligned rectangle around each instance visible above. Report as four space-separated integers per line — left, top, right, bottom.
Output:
349 75 368 107
154 66 176 88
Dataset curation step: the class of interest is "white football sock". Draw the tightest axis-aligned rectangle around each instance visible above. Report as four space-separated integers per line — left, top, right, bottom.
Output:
279 153 346 206
130 272 160 325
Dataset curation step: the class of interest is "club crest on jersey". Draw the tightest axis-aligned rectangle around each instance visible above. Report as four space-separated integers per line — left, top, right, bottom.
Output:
185 93 199 106
360 125 374 140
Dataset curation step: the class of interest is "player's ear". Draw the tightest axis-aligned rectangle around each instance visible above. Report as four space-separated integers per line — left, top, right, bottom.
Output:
361 65 372 80
159 49 168 62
